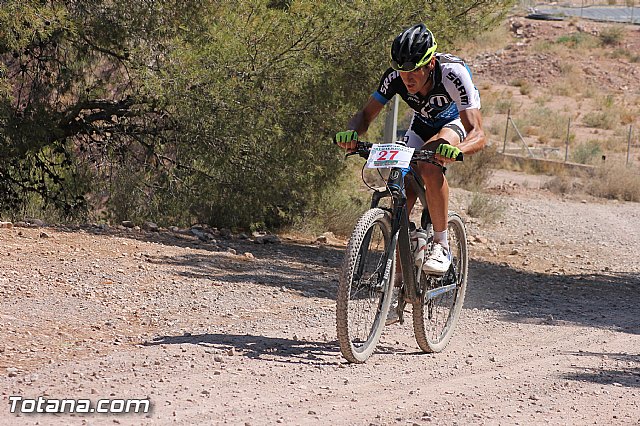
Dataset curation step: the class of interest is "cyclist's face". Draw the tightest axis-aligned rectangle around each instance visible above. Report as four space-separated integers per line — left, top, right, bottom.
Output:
399 61 432 95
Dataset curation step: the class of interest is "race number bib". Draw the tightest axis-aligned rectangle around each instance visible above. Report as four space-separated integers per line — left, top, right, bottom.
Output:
365 143 415 169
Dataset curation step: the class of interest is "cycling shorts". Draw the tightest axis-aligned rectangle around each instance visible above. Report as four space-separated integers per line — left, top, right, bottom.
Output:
402 116 466 149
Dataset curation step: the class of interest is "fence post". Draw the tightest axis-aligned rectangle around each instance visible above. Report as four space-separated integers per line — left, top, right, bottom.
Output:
503 108 510 154
509 119 535 157
565 117 571 162
627 125 633 166
383 95 399 144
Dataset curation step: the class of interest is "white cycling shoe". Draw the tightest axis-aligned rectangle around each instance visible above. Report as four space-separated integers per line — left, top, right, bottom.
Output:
422 243 452 275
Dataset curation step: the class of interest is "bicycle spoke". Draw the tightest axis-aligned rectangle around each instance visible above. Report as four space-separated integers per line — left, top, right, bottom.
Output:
413 213 468 353
336 209 395 363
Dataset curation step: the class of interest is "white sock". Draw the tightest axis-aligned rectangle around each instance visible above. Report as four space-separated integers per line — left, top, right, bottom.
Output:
433 230 449 251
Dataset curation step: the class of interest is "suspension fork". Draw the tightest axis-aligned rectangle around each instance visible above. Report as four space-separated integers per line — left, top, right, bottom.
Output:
388 170 420 305
393 203 419 304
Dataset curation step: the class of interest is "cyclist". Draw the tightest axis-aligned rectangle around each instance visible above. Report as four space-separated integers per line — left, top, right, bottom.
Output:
335 23 486 275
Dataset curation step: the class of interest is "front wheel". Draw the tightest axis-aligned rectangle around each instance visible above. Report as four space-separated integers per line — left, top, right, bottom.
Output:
413 212 468 353
336 208 396 363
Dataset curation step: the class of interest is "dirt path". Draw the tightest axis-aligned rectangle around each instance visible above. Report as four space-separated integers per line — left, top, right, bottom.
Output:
1 174 639 425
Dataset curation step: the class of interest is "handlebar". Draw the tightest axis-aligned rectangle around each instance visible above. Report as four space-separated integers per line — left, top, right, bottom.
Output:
345 141 464 163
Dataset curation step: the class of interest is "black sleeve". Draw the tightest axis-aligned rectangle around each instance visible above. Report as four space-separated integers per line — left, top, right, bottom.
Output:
373 68 403 104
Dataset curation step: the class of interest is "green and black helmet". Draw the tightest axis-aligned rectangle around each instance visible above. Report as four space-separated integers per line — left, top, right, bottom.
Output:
390 24 438 72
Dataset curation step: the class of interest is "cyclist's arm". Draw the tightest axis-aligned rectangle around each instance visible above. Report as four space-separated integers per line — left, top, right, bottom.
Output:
347 96 385 135
458 108 486 156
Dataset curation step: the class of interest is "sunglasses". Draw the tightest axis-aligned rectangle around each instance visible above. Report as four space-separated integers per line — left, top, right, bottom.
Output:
391 45 437 72
390 60 423 72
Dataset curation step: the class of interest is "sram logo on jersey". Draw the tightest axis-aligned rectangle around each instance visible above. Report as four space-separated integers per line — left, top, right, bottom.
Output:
446 72 469 105
380 71 399 95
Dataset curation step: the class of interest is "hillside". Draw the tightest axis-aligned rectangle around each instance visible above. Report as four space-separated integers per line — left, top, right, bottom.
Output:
461 15 640 165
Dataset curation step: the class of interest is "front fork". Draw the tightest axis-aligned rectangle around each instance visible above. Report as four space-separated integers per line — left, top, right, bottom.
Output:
371 168 422 323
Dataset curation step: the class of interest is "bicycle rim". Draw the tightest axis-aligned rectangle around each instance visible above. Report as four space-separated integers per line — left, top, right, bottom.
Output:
413 213 468 353
336 208 394 363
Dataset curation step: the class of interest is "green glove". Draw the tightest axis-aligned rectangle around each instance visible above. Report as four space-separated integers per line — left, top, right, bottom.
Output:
334 130 358 144
436 143 462 159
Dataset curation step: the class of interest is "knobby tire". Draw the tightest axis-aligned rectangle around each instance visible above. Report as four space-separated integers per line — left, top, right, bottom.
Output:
336 208 395 363
413 212 468 353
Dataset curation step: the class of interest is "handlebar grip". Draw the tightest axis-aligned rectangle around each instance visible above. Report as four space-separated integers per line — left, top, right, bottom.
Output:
455 152 464 162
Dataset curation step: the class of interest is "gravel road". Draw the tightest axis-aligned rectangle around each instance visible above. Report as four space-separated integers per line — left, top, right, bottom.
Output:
1 170 639 425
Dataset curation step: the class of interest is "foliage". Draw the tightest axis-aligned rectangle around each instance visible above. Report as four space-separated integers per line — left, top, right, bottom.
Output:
465 192 505 223
599 25 626 46
0 0 515 229
555 32 598 49
571 140 603 164
448 144 500 191
587 164 640 202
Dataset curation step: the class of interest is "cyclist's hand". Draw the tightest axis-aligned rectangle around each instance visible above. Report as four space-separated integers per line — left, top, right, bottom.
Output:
334 130 358 151
435 143 462 164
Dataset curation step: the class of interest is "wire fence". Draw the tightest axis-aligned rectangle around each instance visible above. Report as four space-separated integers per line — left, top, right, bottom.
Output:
520 1 639 24
501 109 638 167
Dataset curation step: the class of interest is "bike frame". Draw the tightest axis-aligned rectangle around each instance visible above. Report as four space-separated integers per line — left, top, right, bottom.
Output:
369 165 431 305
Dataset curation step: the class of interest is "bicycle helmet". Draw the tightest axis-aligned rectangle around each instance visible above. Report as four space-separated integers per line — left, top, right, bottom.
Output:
390 24 438 72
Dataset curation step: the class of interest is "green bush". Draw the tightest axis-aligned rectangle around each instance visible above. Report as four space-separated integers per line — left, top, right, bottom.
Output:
0 0 516 230
571 140 603 164
556 32 598 49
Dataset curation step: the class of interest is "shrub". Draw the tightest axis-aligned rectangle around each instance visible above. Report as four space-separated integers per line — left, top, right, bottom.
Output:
600 25 626 46
480 89 516 116
582 111 618 129
511 78 531 96
556 32 598 49
587 164 640 202
466 192 505 223
448 144 500 191
572 140 603 164
543 173 582 195
291 162 370 237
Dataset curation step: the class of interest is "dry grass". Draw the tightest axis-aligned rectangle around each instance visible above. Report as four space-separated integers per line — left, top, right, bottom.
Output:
572 140 603 164
466 192 505 223
587 164 640 202
599 25 627 46
511 78 532 96
583 111 619 130
543 173 577 195
480 88 518 116
461 24 513 54
507 105 572 146
448 144 500 191
610 47 640 63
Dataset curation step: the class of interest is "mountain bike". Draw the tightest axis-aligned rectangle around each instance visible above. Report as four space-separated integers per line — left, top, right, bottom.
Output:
335 141 468 363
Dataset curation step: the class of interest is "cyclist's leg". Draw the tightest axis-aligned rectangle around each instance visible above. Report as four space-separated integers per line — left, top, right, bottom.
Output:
416 119 466 235
392 120 438 288
417 119 466 273
402 116 439 215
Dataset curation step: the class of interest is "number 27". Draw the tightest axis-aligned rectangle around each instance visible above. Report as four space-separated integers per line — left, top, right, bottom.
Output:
377 150 399 161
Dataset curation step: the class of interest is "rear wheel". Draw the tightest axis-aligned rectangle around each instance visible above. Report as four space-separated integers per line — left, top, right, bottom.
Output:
413 212 468 353
336 208 395 363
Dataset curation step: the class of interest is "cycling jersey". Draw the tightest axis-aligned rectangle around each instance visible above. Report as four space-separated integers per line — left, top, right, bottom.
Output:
372 53 481 130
